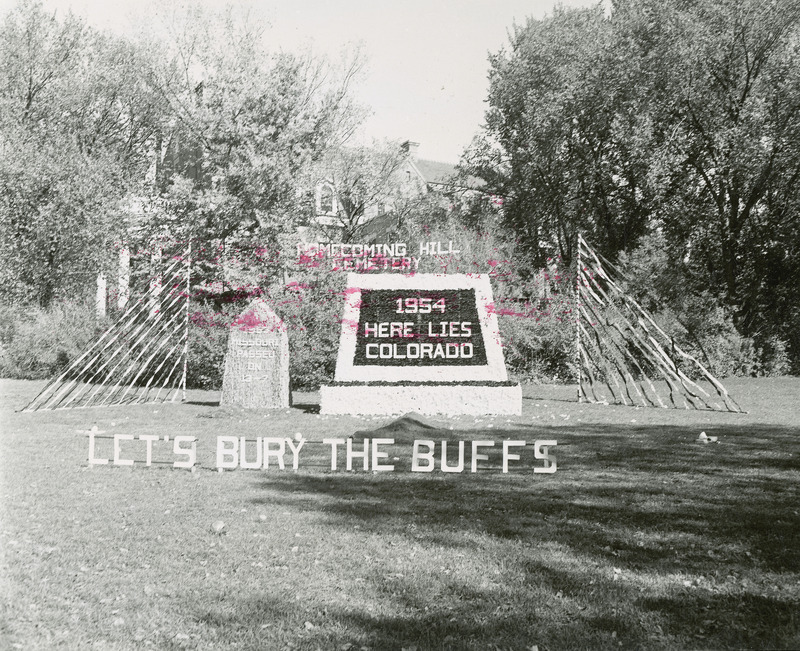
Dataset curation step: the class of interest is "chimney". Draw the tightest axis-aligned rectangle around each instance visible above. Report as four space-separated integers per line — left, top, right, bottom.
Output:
400 140 420 158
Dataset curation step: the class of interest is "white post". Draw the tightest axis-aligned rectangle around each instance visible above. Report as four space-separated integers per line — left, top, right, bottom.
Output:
575 235 582 403
118 247 130 310
149 247 162 317
96 273 107 318
180 245 191 402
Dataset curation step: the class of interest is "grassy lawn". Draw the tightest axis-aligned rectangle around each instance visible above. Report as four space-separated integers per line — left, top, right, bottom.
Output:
1 377 798 650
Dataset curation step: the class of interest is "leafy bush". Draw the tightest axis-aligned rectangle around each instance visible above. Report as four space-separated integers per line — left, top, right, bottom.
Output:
760 336 792 376
395 216 579 382
619 233 791 378
6 224 786 393
0 301 110 379
496 297 577 383
186 305 234 390
271 272 346 391
181 268 346 392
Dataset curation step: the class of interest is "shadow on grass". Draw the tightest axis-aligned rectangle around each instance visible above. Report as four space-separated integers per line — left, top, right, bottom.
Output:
191 593 583 651
191 559 798 650
242 421 799 648
637 592 799 648
291 402 321 414
253 422 800 559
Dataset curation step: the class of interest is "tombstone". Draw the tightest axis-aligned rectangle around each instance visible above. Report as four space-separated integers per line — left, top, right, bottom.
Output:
320 273 522 415
221 299 290 408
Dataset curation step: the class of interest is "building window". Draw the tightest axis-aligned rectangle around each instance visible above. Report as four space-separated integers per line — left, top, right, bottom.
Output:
317 183 336 215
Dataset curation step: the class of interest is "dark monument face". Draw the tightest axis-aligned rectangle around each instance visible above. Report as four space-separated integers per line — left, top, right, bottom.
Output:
221 299 289 409
352 288 488 367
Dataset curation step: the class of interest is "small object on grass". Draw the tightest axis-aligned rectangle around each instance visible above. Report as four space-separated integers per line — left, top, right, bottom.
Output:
211 520 226 534
698 431 719 444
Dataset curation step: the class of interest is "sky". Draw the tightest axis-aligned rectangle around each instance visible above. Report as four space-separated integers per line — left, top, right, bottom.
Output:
0 0 601 163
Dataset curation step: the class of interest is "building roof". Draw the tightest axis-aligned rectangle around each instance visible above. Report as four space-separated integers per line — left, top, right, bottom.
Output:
413 158 459 185
411 157 485 190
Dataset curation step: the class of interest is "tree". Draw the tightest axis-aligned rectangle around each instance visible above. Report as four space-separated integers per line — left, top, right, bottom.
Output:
0 0 367 305
465 4 655 267
618 0 800 365
0 0 163 306
131 4 367 288
466 0 800 371
0 0 85 128
0 130 124 306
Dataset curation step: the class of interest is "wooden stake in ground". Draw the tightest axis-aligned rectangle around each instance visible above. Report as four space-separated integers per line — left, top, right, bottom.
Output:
575 235 583 403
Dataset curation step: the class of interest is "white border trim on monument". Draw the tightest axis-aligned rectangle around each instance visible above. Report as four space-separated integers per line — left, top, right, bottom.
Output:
333 273 509 383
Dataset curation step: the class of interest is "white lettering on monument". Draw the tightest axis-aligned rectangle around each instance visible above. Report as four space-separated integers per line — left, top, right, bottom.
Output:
221 300 290 408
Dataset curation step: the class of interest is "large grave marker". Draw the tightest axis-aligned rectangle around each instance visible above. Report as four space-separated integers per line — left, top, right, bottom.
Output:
221 299 290 408
321 273 521 415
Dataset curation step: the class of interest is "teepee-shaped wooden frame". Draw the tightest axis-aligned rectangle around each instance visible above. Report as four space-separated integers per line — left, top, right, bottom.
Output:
23 248 191 411
575 234 743 412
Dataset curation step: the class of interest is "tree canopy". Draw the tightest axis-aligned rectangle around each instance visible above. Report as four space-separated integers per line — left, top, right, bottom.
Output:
0 0 163 305
464 0 800 371
0 0 365 305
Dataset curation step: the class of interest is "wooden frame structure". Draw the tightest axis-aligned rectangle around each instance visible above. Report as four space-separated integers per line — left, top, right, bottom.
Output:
23 247 191 411
576 234 743 413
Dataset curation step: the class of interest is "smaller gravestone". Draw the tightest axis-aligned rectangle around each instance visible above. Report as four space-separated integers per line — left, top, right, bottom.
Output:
221 299 290 408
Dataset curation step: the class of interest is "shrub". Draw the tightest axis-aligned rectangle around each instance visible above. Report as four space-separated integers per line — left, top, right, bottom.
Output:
271 272 346 391
759 336 792 376
392 217 579 382
618 233 792 378
496 299 577 383
186 305 233 390
182 269 346 392
0 301 110 379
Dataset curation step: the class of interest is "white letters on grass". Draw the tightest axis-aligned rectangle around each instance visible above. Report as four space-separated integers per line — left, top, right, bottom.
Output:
88 433 556 473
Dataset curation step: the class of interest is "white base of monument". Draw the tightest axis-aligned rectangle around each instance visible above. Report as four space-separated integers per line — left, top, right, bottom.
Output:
320 383 522 416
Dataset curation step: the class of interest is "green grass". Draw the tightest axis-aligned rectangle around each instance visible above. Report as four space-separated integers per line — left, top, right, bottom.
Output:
1 377 798 650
